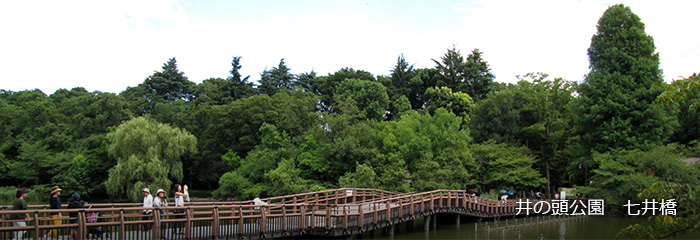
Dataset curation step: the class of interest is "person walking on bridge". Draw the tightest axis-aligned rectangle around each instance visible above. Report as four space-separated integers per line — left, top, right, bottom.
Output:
68 193 92 240
47 186 63 238
154 189 168 239
142 188 154 231
8 188 30 240
173 184 188 235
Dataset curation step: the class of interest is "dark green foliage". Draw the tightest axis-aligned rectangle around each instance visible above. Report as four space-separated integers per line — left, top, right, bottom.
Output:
145 57 196 103
335 79 390 121
433 47 495 101
660 74 700 144
227 56 257 101
423 86 473 119
462 49 495 101
258 59 296 96
620 182 700 239
575 4 676 152
307 67 375 112
471 142 546 191
578 144 700 212
122 57 196 115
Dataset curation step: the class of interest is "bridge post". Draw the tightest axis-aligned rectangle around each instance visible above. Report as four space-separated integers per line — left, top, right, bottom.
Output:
424 215 430 231
358 203 363 229
432 213 436 229
212 206 220 239
389 224 395 236
300 204 306 231
455 214 460 225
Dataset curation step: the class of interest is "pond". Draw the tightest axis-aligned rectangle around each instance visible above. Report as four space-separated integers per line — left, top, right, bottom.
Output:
361 215 700 240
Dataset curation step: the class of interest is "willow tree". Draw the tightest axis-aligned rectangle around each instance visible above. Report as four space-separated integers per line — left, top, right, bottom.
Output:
105 117 197 201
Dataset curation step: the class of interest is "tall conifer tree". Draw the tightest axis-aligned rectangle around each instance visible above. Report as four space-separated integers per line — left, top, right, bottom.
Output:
575 4 675 152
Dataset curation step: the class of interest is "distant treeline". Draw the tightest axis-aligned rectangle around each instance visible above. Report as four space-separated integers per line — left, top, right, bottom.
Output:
1 4 699 216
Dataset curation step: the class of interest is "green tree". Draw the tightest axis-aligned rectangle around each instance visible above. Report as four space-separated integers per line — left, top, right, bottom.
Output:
193 77 231 105
462 49 495 101
578 144 700 211
470 83 525 144
386 109 476 191
310 68 375 112
335 79 389 121
433 47 494 101
338 163 379 189
471 142 546 192
574 4 676 153
659 74 700 144
105 117 197 201
407 68 445 109
123 58 196 115
258 59 296 96
423 86 474 119
433 46 464 90
227 56 257 101
145 57 196 102
620 182 700 239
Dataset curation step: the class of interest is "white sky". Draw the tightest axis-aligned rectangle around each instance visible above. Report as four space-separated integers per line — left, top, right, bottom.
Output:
1 0 698 94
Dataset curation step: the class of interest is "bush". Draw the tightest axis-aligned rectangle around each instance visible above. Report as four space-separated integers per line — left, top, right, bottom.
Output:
0 186 17 204
0 185 51 205
187 189 211 199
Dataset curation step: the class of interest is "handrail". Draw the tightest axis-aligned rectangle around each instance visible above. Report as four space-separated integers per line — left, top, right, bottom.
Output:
1 188 557 239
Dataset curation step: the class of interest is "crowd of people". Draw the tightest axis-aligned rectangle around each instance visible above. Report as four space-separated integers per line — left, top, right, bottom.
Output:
6 183 190 240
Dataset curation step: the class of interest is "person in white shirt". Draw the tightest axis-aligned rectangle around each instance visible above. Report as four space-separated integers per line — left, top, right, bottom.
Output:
153 189 168 238
173 184 188 235
142 188 154 231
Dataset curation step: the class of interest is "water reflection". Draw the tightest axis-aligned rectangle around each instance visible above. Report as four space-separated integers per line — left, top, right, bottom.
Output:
364 215 700 240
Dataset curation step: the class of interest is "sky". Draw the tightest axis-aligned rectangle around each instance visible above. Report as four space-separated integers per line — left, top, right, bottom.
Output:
1 0 698 95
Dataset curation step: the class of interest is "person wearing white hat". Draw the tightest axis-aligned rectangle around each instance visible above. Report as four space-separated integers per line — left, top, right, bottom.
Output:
142 188 154 231
153 189 168 238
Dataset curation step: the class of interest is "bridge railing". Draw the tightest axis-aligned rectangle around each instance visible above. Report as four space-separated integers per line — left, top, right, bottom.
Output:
1 189 546 239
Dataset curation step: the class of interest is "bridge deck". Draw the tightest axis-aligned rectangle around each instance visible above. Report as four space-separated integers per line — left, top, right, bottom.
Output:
1 188 547 239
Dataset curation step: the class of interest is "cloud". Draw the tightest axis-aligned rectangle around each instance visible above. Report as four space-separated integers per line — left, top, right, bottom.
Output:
451 0 700 83
1 0 697 94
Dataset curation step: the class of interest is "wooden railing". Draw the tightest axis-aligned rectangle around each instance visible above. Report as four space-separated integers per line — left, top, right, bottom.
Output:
0 188 542 239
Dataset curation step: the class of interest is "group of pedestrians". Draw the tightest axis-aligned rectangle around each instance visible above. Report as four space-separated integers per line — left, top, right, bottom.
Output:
7 186 92 240
141 184 189 237
6 184 189 240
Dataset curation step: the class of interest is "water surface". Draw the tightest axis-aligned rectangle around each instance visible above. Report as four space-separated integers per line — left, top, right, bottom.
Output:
363 215 699 240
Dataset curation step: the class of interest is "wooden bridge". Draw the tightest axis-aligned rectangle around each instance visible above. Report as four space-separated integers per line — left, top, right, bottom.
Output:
1 188 538 239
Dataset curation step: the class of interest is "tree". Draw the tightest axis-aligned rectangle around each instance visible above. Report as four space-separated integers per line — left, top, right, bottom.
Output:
383 54 419 119
620 182 700 239
578 144 700 212
433 46 464 90
574 4 676 153
659 74 700 144
470 83 525 144
462 49 495 101
407 68 445 109
433 47 495 101
471 142 547 192
123 58 196 114
338 163 379 189
309 68 375 112
335 79 390 121
387 54 417 98
423 86 474 119
258 59 296 96
105 117 197 201
144 57 196 102
227 56 257 101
